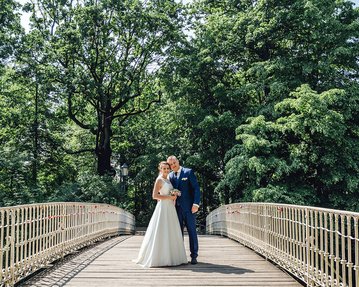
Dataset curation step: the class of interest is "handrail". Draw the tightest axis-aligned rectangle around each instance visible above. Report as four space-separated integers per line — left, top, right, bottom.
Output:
206 203 359 287
0 202 135 286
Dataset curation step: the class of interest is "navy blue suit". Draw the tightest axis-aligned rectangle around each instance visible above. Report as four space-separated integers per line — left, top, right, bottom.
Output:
169 167 200 259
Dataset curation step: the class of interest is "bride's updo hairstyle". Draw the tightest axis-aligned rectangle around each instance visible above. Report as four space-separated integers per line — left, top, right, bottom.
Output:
158 161 170 170
158 161 170 175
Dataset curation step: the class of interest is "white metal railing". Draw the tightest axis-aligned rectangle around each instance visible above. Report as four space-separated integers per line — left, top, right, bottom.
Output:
0 202 135 286
206 203 359 287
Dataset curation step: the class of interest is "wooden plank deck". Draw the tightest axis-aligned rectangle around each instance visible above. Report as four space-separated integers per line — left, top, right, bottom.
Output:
20 235 303 287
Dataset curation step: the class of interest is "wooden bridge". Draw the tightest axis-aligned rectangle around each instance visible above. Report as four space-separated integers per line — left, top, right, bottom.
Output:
18 235 301 287
1 203 359 287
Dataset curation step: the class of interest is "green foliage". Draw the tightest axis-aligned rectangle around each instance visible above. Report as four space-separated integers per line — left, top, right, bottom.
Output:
251 185 318 205
218 85 359 209
0 66 79 205
20 0 185 175
0 0 22 66
0 0 358 227
49 171 126 205
0 147 34 206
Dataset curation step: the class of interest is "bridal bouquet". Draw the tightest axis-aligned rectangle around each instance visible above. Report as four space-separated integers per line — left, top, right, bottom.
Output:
170 188 181 196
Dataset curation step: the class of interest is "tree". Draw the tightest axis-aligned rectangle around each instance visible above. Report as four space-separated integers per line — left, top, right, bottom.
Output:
217 85 359 210
28 0 184 175
197 0 359 208
0 0 22 67
196 0 359 108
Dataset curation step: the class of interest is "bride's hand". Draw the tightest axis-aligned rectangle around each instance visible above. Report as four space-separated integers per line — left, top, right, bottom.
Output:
170 195 177 200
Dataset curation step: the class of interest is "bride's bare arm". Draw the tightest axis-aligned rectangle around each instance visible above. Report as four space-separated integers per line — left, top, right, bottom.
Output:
152 179 176 201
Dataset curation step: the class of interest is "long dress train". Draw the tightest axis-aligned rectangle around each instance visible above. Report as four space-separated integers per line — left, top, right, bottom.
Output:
134 177 188 267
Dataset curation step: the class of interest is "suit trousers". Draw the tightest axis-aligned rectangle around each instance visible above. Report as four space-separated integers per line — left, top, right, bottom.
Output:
176 205 198 259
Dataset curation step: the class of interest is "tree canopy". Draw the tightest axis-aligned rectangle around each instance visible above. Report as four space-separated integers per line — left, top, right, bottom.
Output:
0 0 358 226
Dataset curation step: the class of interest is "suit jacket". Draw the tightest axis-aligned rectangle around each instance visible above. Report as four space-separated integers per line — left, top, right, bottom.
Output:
169 167 201 211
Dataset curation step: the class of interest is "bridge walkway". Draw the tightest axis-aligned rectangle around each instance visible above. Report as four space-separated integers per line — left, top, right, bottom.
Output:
19 235 302 287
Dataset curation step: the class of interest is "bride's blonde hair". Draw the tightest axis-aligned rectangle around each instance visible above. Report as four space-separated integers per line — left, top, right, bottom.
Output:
158 161 170 177
158 161 170 171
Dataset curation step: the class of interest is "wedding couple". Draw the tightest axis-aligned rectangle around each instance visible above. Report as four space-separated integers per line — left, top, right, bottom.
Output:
134 155 201 267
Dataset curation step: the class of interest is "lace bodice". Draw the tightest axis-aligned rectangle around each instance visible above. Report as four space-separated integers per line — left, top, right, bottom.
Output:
158 177 173 196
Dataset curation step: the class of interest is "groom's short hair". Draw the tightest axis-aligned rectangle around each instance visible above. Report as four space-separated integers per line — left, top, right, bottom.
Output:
167 155 178 162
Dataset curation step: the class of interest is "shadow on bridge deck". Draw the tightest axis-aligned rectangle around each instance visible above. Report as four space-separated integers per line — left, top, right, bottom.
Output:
18 235 303 287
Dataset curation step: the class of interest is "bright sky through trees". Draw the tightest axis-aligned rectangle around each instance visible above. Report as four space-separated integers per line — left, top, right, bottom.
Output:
18 0 359 32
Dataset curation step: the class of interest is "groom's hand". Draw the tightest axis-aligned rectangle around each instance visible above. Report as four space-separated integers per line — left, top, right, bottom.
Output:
191 205 199 213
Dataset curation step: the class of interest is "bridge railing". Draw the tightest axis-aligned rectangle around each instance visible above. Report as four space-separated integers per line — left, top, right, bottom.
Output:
0 202 135 286
206 203 359 287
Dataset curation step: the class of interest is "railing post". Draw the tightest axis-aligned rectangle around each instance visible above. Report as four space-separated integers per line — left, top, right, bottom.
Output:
305 207 310 287
61 204 66 258
10 209 15 286
0 210 3 283
264 205 268 260
354 217 358 287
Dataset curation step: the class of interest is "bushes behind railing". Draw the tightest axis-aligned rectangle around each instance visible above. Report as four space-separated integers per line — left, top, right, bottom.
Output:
206 203 359 287
0 202 135 286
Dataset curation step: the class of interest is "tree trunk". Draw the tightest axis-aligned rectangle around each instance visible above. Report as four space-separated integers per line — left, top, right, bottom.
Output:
96 109 113 176
32 78 39 185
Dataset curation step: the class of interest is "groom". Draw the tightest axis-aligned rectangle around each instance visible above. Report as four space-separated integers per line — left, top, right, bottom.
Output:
167 155 201 265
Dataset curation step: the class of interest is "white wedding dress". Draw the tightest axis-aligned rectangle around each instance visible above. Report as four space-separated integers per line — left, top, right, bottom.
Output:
134 177 188 267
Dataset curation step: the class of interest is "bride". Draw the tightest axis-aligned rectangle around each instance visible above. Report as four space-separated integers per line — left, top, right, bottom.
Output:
134 161 188 267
